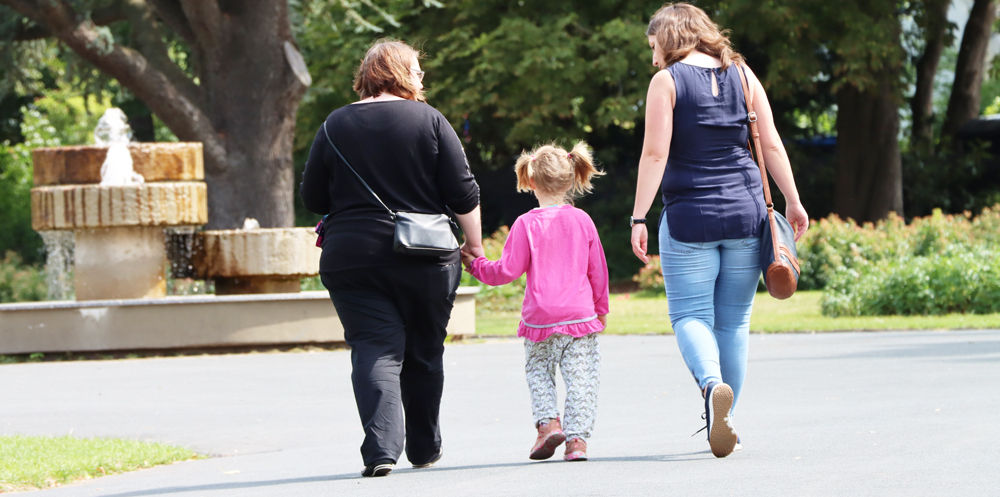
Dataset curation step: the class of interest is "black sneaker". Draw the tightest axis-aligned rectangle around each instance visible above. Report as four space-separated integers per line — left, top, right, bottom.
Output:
361 462 393 477
412 448 443 469
704 381 737 458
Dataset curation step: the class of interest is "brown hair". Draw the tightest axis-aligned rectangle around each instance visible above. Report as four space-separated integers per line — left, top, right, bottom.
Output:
645 3 743 69
514 141 604 203
353 39 425 101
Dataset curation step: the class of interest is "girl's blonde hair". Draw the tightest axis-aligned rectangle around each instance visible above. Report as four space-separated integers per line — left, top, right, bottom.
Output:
514 142 604 203
645 2 744 69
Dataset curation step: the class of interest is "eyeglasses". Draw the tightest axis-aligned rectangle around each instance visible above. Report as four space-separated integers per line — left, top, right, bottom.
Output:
412 69 425 82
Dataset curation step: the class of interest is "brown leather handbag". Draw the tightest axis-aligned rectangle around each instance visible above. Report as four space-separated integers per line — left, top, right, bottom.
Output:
735 64 800 300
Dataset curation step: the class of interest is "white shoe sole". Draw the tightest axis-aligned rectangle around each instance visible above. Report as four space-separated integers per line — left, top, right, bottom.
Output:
708 383 737 458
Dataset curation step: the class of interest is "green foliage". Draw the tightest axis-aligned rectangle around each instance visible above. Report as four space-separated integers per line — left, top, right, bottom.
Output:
821 248 1000 317
0 435 199 492
0 251 46 303
804 206 1000 316
0 88 111 264
798 207 1000 292
902 142 1000 217
702 0 906 97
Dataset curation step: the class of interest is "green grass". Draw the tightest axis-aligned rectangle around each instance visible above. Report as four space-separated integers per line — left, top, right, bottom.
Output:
0 435 200 492
475 290 1000 336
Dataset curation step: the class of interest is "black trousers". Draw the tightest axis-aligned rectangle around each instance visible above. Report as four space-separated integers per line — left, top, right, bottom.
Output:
322 263 462 467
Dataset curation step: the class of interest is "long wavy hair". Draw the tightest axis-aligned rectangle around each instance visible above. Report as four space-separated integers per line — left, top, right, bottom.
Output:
645 3 743 69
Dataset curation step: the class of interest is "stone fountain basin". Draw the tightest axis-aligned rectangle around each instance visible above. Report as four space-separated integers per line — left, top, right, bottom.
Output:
31 182 208 230
192 228 321 279
0 288 479 354
32 143 204 185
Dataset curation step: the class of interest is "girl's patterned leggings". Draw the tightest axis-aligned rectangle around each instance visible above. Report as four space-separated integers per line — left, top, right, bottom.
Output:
524 333 600 441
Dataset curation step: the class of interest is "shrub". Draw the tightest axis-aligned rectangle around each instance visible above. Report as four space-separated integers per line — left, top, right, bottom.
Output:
632 255 664 294
796 206 1000 291
821 247 1000 317
0 251 47 303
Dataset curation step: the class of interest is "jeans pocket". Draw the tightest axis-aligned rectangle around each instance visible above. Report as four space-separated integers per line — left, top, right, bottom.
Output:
667 236 702 254
741 237 762 250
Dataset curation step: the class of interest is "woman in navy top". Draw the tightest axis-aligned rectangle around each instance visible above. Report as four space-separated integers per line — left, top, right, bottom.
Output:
630 3 809 458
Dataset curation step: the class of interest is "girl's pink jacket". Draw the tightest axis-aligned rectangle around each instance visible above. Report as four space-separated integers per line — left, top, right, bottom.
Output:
470 205 610 342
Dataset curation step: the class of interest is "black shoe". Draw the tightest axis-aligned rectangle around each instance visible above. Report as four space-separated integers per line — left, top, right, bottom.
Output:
361 462 393 477
412 448 444 469
704 381 737 458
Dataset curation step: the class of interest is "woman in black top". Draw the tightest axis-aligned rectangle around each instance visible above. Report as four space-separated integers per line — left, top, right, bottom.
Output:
300 40 483 477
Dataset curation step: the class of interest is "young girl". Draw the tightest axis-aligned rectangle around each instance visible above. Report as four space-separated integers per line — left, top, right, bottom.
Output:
461 142 609 462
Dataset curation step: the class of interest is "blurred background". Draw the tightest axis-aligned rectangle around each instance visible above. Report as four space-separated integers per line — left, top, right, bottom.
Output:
1 0 998 288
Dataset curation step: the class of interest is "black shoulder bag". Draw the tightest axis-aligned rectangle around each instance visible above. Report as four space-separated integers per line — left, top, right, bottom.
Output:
322 121 460 257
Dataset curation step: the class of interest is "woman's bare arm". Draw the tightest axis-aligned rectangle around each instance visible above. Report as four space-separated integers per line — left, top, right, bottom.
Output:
631 69 676 263
456 205 484 257
744 66 809 240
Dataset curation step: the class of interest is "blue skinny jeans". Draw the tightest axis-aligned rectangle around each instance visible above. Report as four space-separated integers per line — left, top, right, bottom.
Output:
658 214 761 411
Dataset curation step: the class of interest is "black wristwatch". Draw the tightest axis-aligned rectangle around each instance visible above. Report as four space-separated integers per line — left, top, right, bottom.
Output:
630 216 646 227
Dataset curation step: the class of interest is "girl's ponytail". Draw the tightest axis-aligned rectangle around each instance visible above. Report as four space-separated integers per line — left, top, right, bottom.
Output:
568 141 604 197
514 150 535 193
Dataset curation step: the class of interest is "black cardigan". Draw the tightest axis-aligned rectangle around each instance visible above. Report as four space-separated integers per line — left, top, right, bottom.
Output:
300 100 479 273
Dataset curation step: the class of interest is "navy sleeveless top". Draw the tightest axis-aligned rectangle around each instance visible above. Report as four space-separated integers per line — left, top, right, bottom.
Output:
661 62 765 243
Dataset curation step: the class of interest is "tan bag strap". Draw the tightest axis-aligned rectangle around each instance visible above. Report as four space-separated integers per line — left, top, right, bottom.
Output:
734 63 774 208
735 63 783 266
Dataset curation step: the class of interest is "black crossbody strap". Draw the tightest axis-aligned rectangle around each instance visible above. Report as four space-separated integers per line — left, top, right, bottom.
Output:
322 121 395 219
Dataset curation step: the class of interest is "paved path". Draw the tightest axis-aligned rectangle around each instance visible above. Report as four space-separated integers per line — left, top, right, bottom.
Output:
2 330 998 496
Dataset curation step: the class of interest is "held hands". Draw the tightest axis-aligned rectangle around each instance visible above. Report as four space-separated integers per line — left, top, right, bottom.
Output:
785 202 809 241
460 241 484 272
631 224 650 264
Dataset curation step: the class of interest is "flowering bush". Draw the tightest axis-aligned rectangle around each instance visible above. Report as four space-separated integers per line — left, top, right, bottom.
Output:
632 255 664 294
802 206 1000 316
797 206 1000 291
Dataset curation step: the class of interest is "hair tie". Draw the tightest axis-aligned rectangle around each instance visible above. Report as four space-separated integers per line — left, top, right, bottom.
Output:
530 155 535 162
567 153 572 159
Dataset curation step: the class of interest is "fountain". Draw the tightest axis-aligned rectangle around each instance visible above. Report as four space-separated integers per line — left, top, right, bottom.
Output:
0 110 477 354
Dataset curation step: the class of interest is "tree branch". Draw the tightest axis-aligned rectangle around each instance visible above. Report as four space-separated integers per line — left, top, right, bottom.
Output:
146 0 196 46
9 2 124 39
121 0 205 111
8 0 226 170
12 23 49 40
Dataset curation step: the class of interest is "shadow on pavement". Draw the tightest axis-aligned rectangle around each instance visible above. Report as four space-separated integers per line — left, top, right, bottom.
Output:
94 452 713 496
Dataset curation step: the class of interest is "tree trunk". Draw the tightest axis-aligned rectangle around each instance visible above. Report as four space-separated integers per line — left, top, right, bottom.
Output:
941 0 997 141
910 0 953 151
198 2 305 229
834 80 904 222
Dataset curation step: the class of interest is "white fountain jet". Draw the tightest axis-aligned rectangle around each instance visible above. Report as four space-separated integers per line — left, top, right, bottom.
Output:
95 108 145 186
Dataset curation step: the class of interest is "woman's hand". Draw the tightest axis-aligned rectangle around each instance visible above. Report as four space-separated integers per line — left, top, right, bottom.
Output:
460 241 485 259
460 248 479 272
460 242 484 273
785 202 809 241
631 224 650 264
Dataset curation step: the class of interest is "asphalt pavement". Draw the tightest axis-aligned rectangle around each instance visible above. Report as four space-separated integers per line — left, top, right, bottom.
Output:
2 330 998 496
